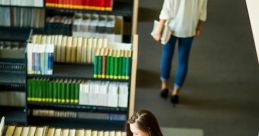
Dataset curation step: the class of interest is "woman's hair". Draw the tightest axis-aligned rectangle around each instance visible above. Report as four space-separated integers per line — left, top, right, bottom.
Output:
126 109 163 136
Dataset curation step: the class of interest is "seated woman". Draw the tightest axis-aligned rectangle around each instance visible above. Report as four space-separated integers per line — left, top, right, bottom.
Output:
126 109 163 136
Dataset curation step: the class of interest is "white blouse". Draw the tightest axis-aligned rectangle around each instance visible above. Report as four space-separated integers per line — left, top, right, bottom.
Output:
159 0 208 38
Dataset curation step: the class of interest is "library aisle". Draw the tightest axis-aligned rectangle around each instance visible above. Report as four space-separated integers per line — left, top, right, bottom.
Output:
136 0 259 136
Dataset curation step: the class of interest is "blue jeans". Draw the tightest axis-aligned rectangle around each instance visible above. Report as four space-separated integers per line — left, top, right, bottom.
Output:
161 36 194 89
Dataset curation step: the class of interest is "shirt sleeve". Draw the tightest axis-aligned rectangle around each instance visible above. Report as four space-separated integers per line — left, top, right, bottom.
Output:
159 0 171 20
199 0 208 21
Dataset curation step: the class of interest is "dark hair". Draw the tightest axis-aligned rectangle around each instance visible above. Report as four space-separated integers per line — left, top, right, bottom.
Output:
126 109 163 136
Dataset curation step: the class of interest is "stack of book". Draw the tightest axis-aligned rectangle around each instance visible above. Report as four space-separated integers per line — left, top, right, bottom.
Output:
46 16 73 35
73 13 123 42
0 41 25 59
46 0 114 11
0 0 44 7
27 78 80 104
2 125 126 136
0 91 25 107
31 35 132 64
0 62 25 72
79 81 128 108
32 110 77 118
0 7 45 28
27 79 128 108
27 43 54 75
94 48 131 80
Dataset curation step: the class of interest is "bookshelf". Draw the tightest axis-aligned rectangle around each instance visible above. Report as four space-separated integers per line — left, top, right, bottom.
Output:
0 0 139 131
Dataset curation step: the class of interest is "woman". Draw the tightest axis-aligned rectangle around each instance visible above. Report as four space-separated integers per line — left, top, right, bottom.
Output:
153 0 208 104
126 110 163 136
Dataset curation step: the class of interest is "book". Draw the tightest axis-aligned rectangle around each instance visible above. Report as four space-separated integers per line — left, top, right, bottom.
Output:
47 128 55 136
6 126 15 136
68 129 76 136
151 20 171 45
62 129 69 136
28 127 36 136
35 127 44 136
0 117 4 136
54 128 61 136
21 127 29 136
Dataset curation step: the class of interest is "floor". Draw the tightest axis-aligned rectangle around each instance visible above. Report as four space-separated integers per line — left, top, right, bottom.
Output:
135 0 259 136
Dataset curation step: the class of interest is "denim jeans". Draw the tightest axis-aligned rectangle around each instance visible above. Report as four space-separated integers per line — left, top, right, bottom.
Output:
160 36 194 89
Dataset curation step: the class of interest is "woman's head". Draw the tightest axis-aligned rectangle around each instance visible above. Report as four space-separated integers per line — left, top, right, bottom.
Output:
126 109 163 136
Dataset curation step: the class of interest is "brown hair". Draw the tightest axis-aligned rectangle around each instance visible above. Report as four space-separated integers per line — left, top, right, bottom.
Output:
126 109 163 136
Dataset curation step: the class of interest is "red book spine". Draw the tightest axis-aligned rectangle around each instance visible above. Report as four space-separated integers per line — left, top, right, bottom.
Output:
100 0 105 10
105 0 112 10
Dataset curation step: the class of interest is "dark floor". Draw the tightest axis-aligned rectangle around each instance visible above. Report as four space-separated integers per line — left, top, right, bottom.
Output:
135 0 259 136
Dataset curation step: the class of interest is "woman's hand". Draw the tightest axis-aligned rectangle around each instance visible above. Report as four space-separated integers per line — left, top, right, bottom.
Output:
195 27 201 37
153 31 162 42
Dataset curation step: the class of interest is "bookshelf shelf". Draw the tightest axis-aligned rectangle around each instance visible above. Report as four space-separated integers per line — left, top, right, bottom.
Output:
27 116 125 130
27 63 130 82
45 2 133 17
0 83 25 92
0 28 30 42
27 102 128 114
0 106 26 124
0 72 25 84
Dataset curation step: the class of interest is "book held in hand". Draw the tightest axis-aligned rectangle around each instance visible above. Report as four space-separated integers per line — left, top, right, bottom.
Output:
151 20 172 45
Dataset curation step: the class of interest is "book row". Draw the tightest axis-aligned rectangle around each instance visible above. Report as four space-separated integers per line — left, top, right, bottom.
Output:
32 110 77 118
0 7 45 28
27 79 129 108
31 109 126 121
0 91 25 107
73 13 123 42
94 48 131 80
0 63 25 72
31 35 132 64
2 125 126 136
46 16 73 36
46 0 113 11
27 44 54 75
0 0 44 7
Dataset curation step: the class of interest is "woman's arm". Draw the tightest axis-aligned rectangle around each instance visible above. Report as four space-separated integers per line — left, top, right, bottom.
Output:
153 19 166 42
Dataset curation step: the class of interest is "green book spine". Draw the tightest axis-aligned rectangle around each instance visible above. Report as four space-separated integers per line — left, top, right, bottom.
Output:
75 81 80 104
110 51 114 79
122 55 126 80
66 81 70 103
48 80 53 103
70 81 75 104
93 55 98 78
109 50 114 79
61 81 65 103
31 79 35 101
126 55 132 80
42 79 46 102
97 56 102 78
27 79 31 101
37 79 42 102
53 80 57 103
118 51 122 79
114 51 118 79
57 81 61 103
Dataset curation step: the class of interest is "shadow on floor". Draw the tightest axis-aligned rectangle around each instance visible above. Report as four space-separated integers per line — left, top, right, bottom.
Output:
136 69 160 88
